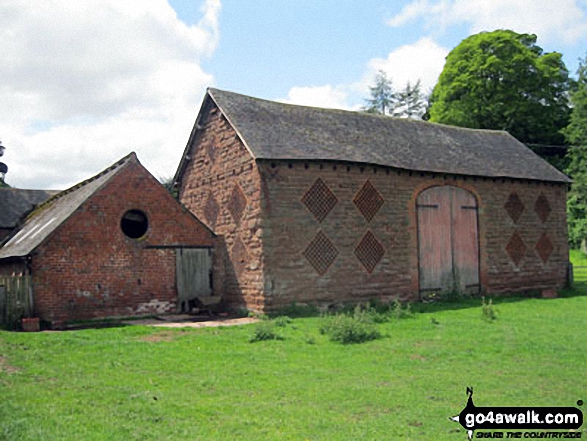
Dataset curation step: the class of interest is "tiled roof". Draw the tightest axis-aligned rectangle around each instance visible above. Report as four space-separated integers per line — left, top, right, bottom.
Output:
0 153 136 259
0 189 58 229
177 88 569 183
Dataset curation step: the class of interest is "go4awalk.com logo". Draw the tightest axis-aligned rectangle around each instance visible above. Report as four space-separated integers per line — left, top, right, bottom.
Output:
449 388 584 440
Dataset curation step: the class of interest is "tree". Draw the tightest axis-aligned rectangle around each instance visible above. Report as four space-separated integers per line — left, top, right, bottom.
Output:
564 55 587 249
0 140 8 188
429 30 572 145
394 80 426 119
159 176 178 199
363 70 395 115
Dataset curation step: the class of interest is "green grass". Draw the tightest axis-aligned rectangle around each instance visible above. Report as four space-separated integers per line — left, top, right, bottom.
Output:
1 295 586 440
571 249 587 283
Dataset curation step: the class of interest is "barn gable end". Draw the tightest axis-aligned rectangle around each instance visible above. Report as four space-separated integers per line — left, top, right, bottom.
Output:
176 88 569 312
175 96 266 310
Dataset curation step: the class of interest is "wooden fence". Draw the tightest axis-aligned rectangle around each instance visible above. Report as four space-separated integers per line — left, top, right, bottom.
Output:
0 274 33 329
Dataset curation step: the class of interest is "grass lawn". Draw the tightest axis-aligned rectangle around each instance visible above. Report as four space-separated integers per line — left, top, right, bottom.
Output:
571 249 587 282
2 254 587 440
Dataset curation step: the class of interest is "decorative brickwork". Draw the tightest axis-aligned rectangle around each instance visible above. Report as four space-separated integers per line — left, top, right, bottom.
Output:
301 178 337 222
536 232 554 263
231 236 249 276
228 183 247 225
204 191 219 229
355 230 385 273
505 192 524 223
505 231 526 266
178 96 570 312
353 180 384 222
303 230 338 275
206 139 216 162
534 193 552 223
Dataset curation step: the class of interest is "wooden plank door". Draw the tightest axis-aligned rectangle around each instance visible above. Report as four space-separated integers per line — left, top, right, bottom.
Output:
417 186 479 295
176 248 213 311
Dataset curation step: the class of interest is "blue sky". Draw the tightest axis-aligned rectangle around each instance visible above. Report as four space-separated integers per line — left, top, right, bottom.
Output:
1 0 586 189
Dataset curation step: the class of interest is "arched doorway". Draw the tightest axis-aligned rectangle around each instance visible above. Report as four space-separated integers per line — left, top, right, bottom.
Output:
417 186 480 296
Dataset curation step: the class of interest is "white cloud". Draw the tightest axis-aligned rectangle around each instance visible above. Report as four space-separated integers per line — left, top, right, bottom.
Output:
280 85 352 110
387 0 587 45
367 37 449 95
0 0 221 189
280 38 448 113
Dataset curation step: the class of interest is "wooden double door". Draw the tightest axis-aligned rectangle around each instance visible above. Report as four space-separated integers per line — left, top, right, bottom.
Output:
176 248 213 311
417 186 480 295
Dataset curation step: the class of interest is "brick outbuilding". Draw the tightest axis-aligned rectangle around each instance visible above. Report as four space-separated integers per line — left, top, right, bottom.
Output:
175 88 571 312
0 153 216 325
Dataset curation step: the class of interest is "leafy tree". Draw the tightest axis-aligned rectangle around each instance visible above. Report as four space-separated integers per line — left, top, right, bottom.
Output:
429 30 572 145
159 176 177 199
564 55 587 249
363 70 395 115
394 80 426 119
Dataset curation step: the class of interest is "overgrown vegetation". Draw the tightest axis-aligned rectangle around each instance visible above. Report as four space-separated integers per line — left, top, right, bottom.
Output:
481 296 498 322
319 312 381 344
249 320 283 342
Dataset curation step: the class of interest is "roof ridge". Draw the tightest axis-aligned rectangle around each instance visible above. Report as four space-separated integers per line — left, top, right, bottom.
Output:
207 88 511 136
27 152 136 220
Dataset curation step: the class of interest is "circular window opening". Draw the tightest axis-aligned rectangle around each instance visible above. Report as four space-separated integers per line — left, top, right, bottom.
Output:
121 209 149 239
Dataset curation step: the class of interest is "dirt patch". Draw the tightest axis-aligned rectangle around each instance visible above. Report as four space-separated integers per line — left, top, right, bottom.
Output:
138 330 179 343
127 316 259 329
0 356 20 374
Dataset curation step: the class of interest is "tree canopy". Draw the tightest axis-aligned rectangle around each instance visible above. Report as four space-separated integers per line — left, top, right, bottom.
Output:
564 55 587 248
429 30 572 145
363 71 395 115
363 71 427 119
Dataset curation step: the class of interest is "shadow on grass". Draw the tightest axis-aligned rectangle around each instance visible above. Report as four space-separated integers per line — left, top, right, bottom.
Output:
269 285 587 319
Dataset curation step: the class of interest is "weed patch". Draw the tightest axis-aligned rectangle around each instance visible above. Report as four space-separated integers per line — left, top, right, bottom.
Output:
481 296 498 321
249 320 284 342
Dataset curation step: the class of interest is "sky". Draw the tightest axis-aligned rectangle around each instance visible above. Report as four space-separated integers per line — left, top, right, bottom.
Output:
1 0 586 190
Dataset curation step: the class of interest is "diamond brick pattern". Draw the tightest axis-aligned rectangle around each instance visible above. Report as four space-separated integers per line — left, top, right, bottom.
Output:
504 192 524 223
204 191 219 229
534 193 552 223
536 232 554 263
231 236 249 276
303 231 339 275
301 178 338 223
228 184 247 225
505 231 526 266
355 230 385 273
206 141 216 163
354 180 384 222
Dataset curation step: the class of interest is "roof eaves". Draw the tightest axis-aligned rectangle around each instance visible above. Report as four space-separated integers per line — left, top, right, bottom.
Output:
0 153 136 259
173 93 213 186
28 152 136 221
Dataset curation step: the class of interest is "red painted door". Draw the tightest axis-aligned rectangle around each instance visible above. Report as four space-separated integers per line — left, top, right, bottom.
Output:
417 186 479 295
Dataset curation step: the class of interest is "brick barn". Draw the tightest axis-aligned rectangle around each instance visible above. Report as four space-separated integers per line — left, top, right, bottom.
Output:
174 88 570 312
0 153 216 326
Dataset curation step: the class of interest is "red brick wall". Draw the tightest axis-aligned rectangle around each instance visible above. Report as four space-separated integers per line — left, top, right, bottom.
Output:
178 103 265 310
258 161 568 309
31 159 215 322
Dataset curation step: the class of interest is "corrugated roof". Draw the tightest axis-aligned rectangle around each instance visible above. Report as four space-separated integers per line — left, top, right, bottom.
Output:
0 189 58 229
0 153 135 259
197 88 569 183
